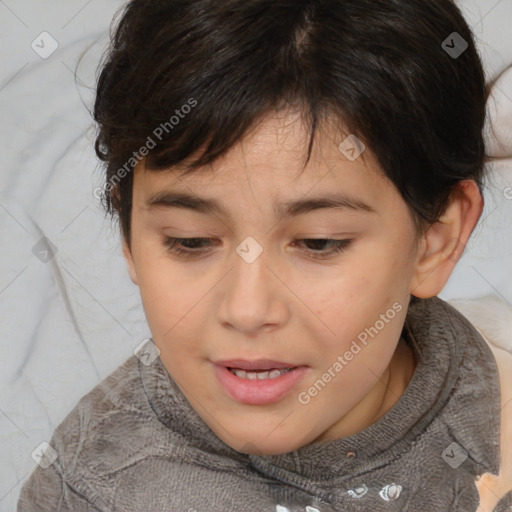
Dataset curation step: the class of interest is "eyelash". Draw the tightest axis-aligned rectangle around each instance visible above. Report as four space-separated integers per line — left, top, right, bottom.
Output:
161 237 353 259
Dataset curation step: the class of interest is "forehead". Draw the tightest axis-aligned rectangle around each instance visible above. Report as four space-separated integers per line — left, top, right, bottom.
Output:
132 111 398 219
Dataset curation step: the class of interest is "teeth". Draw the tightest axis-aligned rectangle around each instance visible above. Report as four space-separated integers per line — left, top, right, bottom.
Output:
230 368 293 379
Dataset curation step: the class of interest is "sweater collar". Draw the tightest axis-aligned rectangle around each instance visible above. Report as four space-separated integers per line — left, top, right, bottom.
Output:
141 296 501 487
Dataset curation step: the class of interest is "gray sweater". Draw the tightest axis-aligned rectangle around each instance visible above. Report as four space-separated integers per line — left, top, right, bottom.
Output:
17 296 512 511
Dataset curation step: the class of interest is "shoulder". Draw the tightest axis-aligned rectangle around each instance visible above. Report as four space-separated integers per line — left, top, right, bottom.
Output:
447 297 512 511
474 338 512 512
44 356 184 497
20 354 226 511
56 355 151 437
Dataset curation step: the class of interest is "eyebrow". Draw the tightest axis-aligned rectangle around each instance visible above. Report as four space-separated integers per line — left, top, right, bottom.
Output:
145 191 376 218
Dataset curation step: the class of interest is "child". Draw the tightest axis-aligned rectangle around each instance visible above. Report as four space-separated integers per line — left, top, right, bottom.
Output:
18 0 512 510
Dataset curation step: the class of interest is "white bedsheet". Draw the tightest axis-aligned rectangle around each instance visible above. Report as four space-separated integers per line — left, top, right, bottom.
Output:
0 1 511 510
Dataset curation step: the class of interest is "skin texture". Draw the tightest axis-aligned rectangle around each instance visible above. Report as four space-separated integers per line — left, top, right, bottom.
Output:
122 110 483 455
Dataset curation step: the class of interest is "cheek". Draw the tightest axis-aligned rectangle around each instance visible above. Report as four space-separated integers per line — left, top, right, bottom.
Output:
131 239 199 339
301 248 410 357
304 260 392 331
357 229 417 301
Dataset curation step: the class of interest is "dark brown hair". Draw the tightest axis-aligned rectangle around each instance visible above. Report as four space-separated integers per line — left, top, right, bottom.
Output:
93 0 489 247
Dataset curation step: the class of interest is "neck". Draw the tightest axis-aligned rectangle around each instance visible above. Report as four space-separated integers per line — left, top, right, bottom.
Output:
313 336 417 443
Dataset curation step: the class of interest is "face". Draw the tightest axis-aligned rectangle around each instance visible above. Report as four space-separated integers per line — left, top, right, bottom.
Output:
124 111 422 455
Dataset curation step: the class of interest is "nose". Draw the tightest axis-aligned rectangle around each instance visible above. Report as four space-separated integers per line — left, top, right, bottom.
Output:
217 244 289 336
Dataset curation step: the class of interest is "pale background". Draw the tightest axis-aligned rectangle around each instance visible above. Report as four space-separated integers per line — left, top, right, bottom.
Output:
0 0 511 509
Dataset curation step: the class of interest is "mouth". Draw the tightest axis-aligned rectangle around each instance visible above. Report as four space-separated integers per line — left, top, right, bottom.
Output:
213 359 308 405
215 358 299 370
227 367 294 380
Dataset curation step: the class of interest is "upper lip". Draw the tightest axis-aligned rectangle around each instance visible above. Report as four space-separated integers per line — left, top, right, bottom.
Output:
213 359 301 370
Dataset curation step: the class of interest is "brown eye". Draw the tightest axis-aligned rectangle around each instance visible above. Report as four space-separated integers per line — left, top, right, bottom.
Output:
162 237 216 256
161 237 353 259
293 238 353 258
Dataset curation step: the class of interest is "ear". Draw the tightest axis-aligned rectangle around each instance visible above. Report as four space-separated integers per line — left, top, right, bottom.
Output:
410 180 483 299
122 239 139 286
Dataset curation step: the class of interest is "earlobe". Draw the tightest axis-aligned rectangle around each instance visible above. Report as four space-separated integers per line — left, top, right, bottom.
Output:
122 240 139 286
410 180 483 299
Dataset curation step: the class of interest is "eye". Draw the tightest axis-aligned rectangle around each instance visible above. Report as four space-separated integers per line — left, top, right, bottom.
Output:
162 237 216 256
292 238 353 258
162 237 353 259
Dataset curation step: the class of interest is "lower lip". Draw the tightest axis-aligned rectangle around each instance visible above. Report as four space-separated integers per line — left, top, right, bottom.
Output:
213 365 308 405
